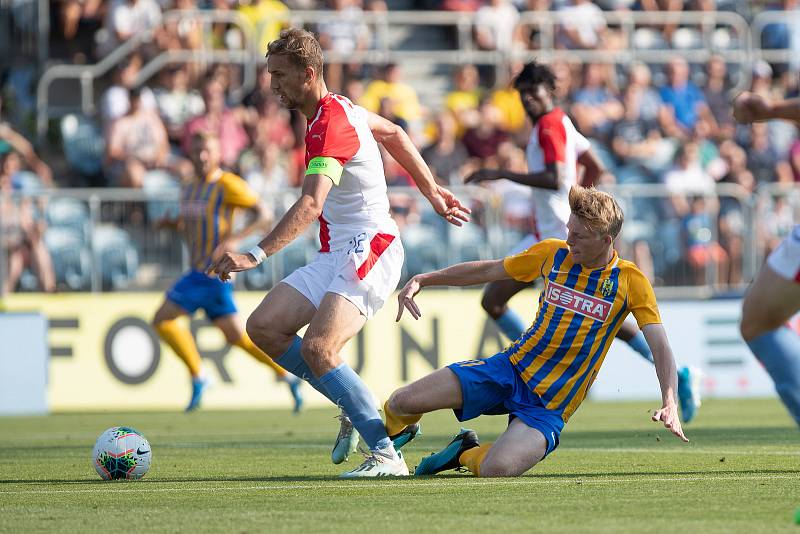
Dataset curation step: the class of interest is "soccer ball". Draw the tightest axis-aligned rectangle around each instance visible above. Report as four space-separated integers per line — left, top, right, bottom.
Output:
92 426 152 480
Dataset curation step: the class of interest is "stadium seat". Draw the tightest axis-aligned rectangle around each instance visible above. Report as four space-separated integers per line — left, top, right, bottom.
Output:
46 197 90 243
143 170 181 222
44 227 92 290
631 28 669 50
402 223 447 276
671 28 703 50
92 225 139 290
447 223 489 263
60 114 105 177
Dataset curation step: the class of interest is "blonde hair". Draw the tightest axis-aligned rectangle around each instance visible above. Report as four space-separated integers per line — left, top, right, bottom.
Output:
568 185 624 238
266 28 323 76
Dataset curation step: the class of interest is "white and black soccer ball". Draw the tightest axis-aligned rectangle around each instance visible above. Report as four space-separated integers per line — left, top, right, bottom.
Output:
92 426 152 480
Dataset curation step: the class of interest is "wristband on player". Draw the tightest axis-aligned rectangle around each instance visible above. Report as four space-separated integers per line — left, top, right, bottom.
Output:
247 245 267 265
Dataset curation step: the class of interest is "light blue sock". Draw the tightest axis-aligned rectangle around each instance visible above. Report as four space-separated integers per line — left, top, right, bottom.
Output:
626 331 654 363
495 309 527 341
275 336 333 402
747 326 800 426
319 363 392 451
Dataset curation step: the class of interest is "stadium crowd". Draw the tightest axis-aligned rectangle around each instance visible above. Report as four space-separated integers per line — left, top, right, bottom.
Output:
1 0 799 292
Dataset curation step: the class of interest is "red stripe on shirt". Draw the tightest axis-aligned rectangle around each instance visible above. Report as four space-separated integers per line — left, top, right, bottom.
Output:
319 215 331 252
537 109 567 165
794 267 800 283
356 233 395 279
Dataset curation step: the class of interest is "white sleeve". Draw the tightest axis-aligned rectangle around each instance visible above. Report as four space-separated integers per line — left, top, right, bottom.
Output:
574 127 591 155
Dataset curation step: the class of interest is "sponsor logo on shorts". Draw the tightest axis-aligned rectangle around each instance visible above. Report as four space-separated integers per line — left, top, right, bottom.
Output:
544 281 611 322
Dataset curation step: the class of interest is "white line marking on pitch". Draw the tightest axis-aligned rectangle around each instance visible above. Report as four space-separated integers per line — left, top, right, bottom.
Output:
2 474 798 495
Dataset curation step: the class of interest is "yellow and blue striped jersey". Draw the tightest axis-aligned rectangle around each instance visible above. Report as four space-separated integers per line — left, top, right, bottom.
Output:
179 168 259 270
502 239 661 422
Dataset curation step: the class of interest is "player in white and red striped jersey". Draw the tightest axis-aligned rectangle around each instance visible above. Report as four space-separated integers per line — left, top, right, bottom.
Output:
208 28 470 477
734 92 800 426
466 61 702 422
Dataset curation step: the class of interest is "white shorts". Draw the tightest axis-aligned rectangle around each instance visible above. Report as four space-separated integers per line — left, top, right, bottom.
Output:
282 231 404 318
766 225 800 283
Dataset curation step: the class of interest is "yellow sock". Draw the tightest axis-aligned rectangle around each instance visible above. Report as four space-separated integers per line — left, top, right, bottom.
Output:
459 444 492 477
234 333 288 378
155 319 202 377
383 400 422 437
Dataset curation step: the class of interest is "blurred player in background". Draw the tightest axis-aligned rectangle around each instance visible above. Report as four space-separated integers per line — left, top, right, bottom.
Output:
466 60 702 422
152 131 303 413
208 29 470 477
385 185 688 477
733 92 800 426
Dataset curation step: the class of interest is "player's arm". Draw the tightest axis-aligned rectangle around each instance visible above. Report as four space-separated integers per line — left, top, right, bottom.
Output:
733 91 800 123
207 174 332 280
396 259 510 320
642 323 689 443
465 162 564 190
576 149 614 186
367 111 470 226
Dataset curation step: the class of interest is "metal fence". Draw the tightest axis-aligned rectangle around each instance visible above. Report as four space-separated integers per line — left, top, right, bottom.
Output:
3 183 797 298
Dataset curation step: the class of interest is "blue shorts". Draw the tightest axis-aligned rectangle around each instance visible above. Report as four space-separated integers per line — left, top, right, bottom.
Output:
448 352 565 457
166 270 237 321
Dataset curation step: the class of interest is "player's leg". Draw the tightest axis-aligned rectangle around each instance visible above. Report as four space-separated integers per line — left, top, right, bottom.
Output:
152 297 208 411
384 367 463 447
469 418 549 477
303 292 406 476
214 313 304 413
740 262 800 426
481 278 530 341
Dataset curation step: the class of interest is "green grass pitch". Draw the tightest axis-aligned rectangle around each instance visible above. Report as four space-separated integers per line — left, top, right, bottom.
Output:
1 399 799 533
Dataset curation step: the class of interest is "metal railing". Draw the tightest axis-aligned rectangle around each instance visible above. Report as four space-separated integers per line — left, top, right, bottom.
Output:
3 183 797 298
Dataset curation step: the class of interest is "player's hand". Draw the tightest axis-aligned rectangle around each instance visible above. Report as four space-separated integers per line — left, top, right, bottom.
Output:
211 238 240 262
464 168 501 184
428 185 471 227
207 251 257 281
651 402 689 443
732 91 770 124
396 276 423 321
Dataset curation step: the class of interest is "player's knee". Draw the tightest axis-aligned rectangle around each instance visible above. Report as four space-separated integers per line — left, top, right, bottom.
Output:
387 387 413 415
245 315 273 351
480 292 504 318
479 458 526 478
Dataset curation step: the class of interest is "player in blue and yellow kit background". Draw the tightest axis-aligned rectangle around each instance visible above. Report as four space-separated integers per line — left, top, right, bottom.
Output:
152 131 303 412
384 185 688 477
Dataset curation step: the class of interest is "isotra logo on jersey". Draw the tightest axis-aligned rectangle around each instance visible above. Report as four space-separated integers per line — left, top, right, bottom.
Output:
545 281 611 321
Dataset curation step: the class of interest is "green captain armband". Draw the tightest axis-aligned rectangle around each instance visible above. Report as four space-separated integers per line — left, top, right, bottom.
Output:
305 156 343 185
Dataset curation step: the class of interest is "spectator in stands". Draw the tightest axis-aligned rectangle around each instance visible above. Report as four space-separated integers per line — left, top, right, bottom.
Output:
461 98 508 163
246 92 295 154
658 56 714 139
760 0 800 75
182 76 250 170
317 0 371 92
489 62 526 136
637 0 683 41
60 0 102 41
0 107 54 187
610 85 673 178
662 141 717 218
445 64 482 136
703 55 734 139
746 123 793 184
154 65 206 144
571 63 623 143
361 63 423 126
716 140 753 285
388 192 421 231
682 195 728 286
100 54 158 131
238 0 289 55
99 0 163 56
154 0 203 52
421 112 471 185
788 137 800 182
106 88 173 187
761 195 795 256
242 141 291 196
474 0 523 54
557 0 608 50
0 153 56 293
377 97 409 132
626 62 662 124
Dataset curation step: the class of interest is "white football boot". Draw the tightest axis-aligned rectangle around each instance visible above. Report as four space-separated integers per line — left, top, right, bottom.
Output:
339 449 409 478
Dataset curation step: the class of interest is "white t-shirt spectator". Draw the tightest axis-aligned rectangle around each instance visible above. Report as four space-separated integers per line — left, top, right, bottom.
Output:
558 1 606 49
101 86 157 128
108 0 162 40
317 6 370 54
475 0 520 53
154 88 205 135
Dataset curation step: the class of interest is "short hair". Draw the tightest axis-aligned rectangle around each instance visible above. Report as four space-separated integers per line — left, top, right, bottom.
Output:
513 60 556 92
568 185 624 238
191 130 219 146
266 28 323 76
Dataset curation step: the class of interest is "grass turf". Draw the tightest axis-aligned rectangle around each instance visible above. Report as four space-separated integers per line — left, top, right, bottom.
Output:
1 398 799 533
